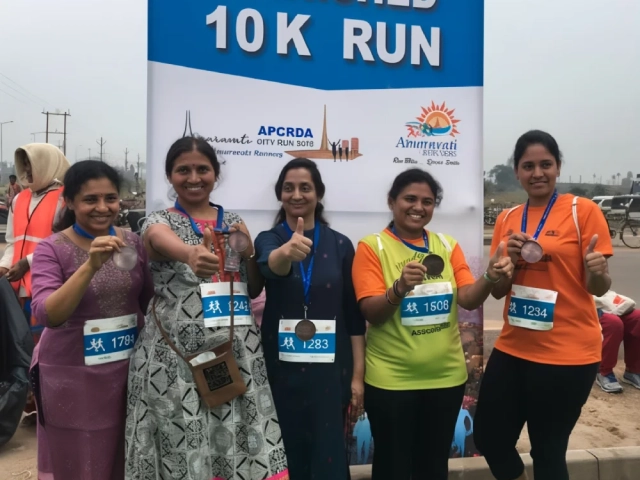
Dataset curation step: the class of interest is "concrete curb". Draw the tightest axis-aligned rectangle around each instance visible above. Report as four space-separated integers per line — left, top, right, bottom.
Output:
350 446 640 479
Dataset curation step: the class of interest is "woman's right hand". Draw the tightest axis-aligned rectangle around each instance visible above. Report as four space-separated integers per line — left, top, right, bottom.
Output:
187 227 220 278
87 236 126 271
397 261 427 296
282 217 313 262
506 232 533 265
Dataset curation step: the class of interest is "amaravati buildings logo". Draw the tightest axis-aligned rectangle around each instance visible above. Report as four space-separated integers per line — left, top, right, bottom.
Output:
405 101 461 138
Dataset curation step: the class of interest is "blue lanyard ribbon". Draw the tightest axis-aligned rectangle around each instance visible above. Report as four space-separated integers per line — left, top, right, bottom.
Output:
282 221 320 307
174 201 225 237
73 224 116 240
391 225 429 253
521 190 558 240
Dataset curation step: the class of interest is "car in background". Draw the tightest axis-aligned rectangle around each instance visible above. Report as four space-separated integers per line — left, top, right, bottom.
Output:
592 196 613 215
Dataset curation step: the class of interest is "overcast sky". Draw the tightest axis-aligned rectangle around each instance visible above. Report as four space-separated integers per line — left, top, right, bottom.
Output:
1 0 639 184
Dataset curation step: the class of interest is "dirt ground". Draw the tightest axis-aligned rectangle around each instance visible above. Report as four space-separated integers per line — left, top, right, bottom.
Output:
0 364 638 480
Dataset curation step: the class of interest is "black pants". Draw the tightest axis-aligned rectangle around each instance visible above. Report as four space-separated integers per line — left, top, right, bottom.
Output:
474 348 598 480
364 382 465 480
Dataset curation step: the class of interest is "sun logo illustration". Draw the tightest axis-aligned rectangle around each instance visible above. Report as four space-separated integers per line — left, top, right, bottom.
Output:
405 101 461 138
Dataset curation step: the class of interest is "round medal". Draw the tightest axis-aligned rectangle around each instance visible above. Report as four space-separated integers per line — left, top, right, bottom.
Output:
228 231 250 253
422 254 445 276
112 245 138 271
521 240 543 263
295 319 316 342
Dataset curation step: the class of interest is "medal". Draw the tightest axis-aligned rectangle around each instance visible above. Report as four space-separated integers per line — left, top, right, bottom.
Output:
520 190 558 264
112 245 138 271
228 231 250 253
295 319 316 341
520 241 543 263
422 254 445 276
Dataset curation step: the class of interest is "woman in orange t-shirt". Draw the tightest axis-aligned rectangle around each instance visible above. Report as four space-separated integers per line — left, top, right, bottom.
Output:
474 130 613 480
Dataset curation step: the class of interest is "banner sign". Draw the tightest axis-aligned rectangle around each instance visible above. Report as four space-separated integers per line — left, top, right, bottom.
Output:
148 0 484 462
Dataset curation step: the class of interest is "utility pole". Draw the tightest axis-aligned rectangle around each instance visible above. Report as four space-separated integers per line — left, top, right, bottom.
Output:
0 120 14 166
42 110 71 155
96 137 106 162
124 148 129 170
136 154 141 192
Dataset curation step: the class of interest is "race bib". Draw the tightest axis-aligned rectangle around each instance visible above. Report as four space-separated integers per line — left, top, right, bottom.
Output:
278 319 336 363
508 285 557 331
83 314 137 366
200 282 253 328
401 282 454 326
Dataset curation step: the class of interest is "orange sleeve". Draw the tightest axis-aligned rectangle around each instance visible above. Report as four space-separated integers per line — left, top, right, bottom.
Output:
490 209 509 256
578 199 614 257
352 241 387 301
450 243 475 288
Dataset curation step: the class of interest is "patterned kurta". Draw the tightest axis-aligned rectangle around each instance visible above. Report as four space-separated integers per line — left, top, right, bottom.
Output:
125 209 289 480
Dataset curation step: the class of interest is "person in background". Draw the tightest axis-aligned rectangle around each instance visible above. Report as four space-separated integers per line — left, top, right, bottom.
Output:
0 143 70 425
474 130 612 480
255 158 366 480
594 291 640 393
351 168 513 480
125 136 289 480
30 160 154 480
6 174 22 204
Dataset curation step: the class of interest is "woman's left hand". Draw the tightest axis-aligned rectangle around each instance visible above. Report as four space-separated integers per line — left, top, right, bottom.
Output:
350 377 365 420
227 222 255 260
6 258 30 282
486 242 514 281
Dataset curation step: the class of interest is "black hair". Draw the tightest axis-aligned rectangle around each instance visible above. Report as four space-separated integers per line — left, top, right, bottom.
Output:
54 160 121 232
9 174 16 181
388 168 443 206
273 158 329 226
512 130 562 169
165 135 221 178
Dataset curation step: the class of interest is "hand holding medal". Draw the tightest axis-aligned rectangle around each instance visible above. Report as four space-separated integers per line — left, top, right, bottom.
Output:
584 234 607 276
518 190 558 263
396 261 427 296
88 235 126 271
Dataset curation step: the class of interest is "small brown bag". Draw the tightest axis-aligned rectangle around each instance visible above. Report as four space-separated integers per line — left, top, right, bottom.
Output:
152 278 247 408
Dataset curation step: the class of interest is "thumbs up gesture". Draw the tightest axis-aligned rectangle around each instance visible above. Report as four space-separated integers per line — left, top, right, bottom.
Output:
187 226 220 277
283 217 313 262
585 234 607 276
485 242 514 282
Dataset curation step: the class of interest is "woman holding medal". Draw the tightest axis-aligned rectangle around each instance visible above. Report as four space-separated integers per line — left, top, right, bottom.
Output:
474 130 613 480
255 158 366 480
125 136 290 480
351 168 513 480
29 160 154 480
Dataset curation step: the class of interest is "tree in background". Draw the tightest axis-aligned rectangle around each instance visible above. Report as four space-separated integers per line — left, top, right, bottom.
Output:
487 163 520 192
591 184 607 196
569 186 588 197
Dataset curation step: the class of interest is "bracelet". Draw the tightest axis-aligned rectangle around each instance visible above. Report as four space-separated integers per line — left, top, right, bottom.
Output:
392 279 406 298
483 272 500 284
385 288 400 305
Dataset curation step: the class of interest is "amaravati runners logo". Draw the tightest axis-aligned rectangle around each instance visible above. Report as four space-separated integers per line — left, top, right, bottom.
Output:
405 101 460 138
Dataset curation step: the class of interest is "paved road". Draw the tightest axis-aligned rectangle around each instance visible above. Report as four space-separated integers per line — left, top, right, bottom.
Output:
483 245 640 327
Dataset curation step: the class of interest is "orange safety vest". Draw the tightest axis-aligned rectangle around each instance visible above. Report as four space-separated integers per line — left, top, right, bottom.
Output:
11 187 63 297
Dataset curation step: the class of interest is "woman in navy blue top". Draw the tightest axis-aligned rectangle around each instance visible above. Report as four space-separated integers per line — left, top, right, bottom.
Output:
255 158 366 480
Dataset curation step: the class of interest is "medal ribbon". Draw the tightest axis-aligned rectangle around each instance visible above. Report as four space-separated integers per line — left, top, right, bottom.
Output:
174 201 225 237
282 220 320 308
73 224 116 240
391 225 429 254
521 190 558 240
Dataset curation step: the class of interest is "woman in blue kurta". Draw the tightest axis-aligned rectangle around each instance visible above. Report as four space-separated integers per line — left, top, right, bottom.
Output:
255 158 366 480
